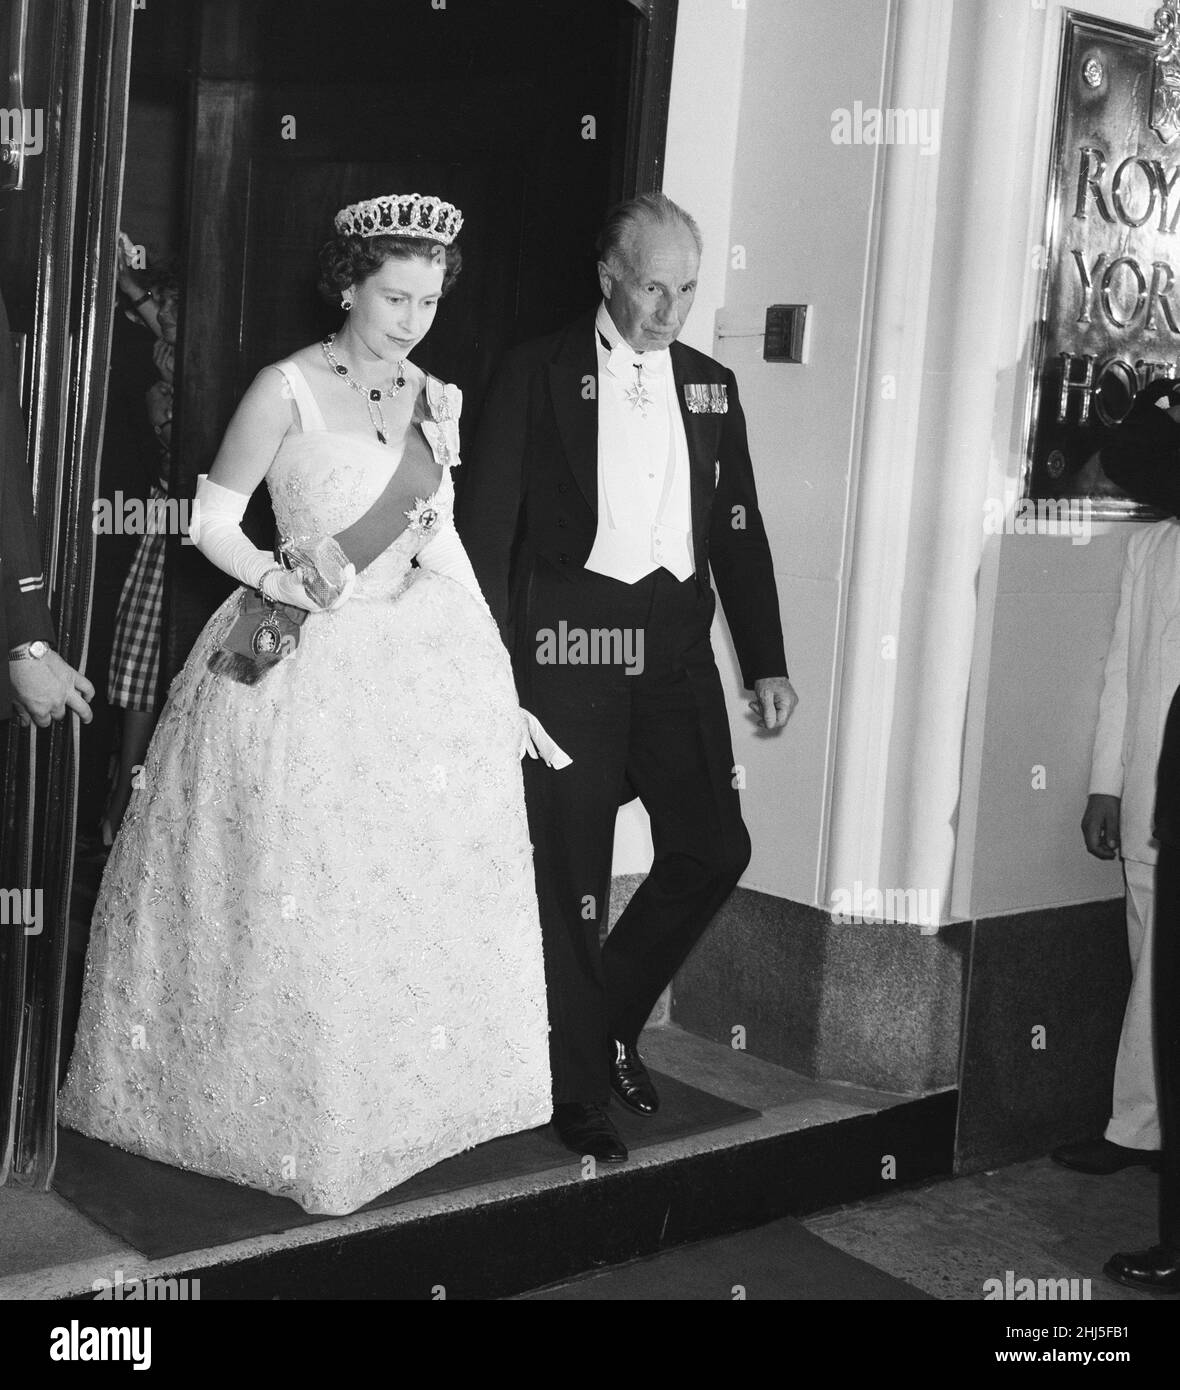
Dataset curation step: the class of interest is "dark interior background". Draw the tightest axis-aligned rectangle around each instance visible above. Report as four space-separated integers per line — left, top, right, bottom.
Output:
74 0 193 837
166 0 645 691
74 0 646 835
60 0 663 1064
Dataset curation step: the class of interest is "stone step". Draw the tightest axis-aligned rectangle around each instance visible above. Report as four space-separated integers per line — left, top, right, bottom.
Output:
0 1025 955 1300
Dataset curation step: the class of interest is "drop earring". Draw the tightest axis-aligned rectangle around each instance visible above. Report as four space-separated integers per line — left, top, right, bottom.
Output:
341 296 352 311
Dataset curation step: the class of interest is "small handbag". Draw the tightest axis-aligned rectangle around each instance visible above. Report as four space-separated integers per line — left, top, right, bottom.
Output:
208 588 307 685
207 533 352 685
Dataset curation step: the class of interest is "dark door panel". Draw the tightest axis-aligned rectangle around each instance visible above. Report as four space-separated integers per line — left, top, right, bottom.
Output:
168 0 671 678
3 0 678 1194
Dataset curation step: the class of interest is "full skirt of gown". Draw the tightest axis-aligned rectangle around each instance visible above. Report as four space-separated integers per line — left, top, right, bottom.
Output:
58 376 553 1216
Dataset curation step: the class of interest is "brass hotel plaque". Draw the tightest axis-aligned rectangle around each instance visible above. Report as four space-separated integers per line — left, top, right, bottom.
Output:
1027 5 1180 516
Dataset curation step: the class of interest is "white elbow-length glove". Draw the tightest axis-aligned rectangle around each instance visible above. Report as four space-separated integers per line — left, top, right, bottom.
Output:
189 475 353 612
519 710 573 769
415 523 493 617
416 524 572 769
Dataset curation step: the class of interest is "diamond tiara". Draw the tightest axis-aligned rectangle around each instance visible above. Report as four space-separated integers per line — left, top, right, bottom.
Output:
333 193 464 245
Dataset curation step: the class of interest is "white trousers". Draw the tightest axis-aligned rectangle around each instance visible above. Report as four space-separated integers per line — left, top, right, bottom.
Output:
1105 857 1161 1150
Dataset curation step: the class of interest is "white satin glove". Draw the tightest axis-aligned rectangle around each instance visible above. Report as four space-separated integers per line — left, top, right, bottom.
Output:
190 475 351 613
414 523 493 617
415 527 570 767
520 709 573 768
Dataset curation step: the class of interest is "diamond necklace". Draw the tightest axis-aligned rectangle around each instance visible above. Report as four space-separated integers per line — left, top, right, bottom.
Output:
320 333 407 446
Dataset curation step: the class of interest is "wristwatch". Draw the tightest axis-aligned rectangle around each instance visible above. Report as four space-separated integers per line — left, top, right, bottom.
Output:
9 640 52 662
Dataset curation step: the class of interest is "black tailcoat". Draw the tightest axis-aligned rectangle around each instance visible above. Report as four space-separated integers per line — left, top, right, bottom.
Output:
460 312 787 690
459 312 789 1102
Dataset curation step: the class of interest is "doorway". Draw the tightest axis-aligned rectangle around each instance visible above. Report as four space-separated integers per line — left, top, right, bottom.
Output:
166 0 673 675
2 0 679 1195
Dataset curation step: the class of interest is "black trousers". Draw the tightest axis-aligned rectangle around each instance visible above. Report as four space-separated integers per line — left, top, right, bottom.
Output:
517 562 752 1104
1156 843 1180 1248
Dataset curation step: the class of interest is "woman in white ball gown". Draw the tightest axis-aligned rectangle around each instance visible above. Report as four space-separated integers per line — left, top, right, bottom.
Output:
59 193 565 1216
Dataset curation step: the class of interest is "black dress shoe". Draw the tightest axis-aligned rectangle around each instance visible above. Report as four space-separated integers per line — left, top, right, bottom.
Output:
1104 1246 1180 1293
1050 1137 1161 1174
608 1039 660 1116
552 1102 628 1162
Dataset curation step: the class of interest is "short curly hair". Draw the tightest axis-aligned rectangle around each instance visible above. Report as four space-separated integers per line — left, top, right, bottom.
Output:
142 258 181 301
317 234 462 302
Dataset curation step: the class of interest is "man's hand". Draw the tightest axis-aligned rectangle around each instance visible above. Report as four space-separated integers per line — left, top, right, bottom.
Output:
1082 792 1121 860
146 379 173 430
152 338 175 385
115 230 139 298
9 652 95 727
146 380 173 452
749 676 797 731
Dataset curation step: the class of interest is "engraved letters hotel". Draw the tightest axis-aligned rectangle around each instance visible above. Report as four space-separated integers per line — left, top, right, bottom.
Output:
1027 4 1180 513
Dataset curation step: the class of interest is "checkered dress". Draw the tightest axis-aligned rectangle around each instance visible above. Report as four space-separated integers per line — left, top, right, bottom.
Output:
107 480 167 711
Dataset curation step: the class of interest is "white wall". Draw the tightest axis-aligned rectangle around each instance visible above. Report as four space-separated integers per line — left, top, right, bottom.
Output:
615 0 892 903
622 0 1148 921
956 0 1152 917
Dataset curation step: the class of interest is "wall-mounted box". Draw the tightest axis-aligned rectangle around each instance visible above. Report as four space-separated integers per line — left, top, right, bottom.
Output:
764 304 810 363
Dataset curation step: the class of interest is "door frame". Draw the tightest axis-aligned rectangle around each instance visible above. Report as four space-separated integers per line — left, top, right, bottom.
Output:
624 0 679 196
0 0 134 1191
2 0 679 1194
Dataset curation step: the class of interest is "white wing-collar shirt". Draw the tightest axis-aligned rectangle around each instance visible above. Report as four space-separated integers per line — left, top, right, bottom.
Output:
584 301 695 584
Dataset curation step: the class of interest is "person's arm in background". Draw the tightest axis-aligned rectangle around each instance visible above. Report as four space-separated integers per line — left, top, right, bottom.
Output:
1084 532 1139 858
1089 381 1180 856
115 231 164 341
0 288 95 726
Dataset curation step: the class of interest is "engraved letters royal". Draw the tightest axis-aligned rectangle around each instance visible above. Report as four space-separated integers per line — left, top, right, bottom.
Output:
1027 6 1180 514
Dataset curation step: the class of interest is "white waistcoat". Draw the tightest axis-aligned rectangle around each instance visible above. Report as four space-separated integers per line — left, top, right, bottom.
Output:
584 302 694 584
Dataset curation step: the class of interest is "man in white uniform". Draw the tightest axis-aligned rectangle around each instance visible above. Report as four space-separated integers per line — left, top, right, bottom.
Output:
1055 520 1174 1173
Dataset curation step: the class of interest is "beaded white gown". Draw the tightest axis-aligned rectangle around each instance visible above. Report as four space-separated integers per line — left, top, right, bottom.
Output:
58 362 553 1216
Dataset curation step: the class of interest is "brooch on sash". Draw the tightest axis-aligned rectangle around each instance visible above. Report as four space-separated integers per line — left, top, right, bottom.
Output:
683 383 728 415
404 497 441 535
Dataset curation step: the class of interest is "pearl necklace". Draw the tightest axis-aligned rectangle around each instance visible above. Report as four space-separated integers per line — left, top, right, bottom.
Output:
320 333 407 446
